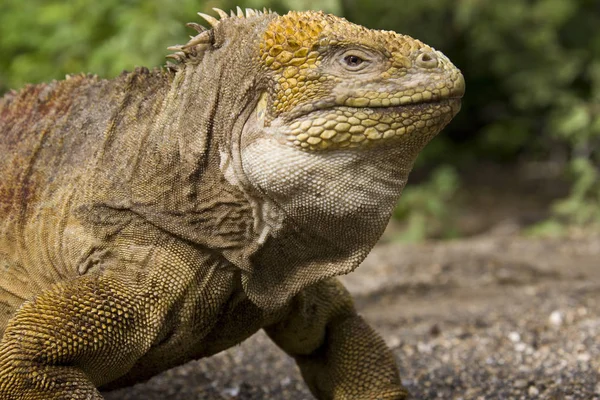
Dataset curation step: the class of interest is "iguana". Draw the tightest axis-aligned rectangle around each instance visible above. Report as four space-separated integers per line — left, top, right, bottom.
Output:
0 7 464 400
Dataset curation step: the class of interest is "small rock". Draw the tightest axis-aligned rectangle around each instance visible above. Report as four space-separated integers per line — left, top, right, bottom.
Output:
280 377 291 386
577 352 591 362
417 341 432 354
577 307 588 316
222 385 241 397
508 331 521 342
515 379 528 388
515 342 527 352
386 335 401 348
528 385 540 396
429 323 441 336
549 310 563 327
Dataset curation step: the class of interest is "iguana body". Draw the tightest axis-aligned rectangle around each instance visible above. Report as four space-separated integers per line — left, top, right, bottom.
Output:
0 8 464 399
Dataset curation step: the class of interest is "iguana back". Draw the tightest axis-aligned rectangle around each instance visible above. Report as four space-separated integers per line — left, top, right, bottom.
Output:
0 71 172 334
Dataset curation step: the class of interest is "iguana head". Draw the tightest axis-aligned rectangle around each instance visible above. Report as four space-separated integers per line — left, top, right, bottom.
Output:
255 11 464 151
171 8 464 308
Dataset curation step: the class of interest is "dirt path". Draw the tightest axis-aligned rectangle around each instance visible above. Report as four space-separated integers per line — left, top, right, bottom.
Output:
105 234 600 400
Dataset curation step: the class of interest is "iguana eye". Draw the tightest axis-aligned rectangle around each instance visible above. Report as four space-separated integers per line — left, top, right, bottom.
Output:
337 49 372 72
339 50 371 71
343 55 364 68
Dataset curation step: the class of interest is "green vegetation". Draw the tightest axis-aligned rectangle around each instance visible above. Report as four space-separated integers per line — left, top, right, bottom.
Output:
392 165 460 241
1 0 598 238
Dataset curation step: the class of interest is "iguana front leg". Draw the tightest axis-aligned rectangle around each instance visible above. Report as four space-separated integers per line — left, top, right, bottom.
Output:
265 278 409 400
0 234 232 400
0 272 157 400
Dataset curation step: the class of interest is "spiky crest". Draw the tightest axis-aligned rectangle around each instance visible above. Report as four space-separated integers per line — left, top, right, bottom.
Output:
165 7 275 70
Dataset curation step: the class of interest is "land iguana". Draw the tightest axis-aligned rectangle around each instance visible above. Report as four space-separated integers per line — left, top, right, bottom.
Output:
0 7 464 399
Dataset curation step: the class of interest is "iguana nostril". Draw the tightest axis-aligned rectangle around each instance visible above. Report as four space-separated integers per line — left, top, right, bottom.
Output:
416 52 438 68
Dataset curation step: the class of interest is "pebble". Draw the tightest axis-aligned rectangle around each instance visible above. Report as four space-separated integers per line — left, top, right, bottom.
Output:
387 335 401 348
280 377 291 386
515 342 527 352
528 386 540 396
549 310 564 327
417 341 432 354
577 352 591 362
221 386 240 397
514 379 528 388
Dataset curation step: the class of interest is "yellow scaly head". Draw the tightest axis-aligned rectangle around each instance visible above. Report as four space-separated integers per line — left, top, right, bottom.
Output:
255 11 465 151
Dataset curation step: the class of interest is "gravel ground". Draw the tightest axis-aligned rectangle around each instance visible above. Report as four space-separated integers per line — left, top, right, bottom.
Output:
104 233 600 400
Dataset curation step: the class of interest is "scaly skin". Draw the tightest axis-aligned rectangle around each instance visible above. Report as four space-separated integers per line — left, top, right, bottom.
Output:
0 8 464 399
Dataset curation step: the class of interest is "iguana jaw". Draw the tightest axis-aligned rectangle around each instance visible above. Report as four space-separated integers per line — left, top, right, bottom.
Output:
263 97 462 152
258 78 464 151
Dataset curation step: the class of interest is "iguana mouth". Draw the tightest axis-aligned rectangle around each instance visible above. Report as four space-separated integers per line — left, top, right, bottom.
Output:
281 93 461 123
268 71 464 151
279 98 461 151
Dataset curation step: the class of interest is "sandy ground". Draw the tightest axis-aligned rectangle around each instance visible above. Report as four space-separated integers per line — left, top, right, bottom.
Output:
104 233 600 400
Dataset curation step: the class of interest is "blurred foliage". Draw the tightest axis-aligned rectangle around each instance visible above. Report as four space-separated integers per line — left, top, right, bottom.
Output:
0 0 203 89
392 166 460 242
0 0 599 236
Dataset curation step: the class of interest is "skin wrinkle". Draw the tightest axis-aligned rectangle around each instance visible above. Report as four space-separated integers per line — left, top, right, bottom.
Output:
0 8 463 400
